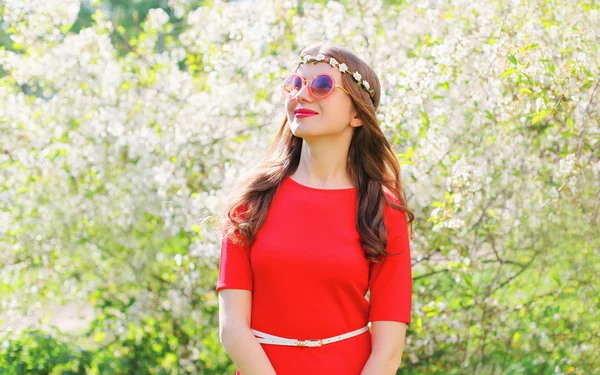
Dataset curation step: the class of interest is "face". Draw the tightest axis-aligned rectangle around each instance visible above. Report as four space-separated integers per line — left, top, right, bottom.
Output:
285 61 363 139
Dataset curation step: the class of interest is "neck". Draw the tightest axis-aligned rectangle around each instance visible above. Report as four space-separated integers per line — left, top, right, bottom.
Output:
292 138 354 188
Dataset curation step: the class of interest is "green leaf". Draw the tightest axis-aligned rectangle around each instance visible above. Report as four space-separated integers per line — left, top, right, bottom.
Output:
532 113 547 125
256 88 268 102
513 331 521 343
508 55 517 65
464 273 472 287
420 110 429 126
94 332 106 343
524 43 539 50
500 68 516 78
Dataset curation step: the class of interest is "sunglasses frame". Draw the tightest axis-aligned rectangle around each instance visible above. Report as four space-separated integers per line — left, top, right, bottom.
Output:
281 72 350 100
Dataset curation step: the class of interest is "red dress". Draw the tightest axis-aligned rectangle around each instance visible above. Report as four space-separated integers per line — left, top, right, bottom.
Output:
216 176 412 375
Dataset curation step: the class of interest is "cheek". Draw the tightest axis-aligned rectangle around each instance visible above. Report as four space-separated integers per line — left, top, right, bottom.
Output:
325 103 353 124
286 103 297 119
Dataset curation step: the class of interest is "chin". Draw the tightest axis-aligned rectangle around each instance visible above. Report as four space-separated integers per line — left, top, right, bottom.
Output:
288 120 312 136
288 121 307 137
290 125 332 141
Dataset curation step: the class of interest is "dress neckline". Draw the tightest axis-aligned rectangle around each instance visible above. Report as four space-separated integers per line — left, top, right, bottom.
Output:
286 175 357 192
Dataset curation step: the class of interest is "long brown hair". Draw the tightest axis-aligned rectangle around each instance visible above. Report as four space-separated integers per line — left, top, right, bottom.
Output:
219 40 415 263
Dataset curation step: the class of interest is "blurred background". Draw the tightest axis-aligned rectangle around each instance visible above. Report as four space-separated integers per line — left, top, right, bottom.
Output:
0 0 599 374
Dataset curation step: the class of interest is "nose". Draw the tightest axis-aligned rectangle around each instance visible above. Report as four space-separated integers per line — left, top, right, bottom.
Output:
294 81 312 102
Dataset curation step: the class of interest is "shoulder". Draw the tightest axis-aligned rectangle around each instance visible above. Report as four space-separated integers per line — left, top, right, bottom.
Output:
383 189 404 216
222 202 250 237
383 189 400 205
382 190 408 237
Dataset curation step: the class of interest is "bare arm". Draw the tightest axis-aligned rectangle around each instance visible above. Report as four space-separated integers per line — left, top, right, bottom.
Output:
218 289 277 375
360 321 408 375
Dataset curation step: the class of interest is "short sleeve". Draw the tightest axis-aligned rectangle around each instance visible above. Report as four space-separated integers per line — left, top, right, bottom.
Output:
368 200 412 325
215 223 254 293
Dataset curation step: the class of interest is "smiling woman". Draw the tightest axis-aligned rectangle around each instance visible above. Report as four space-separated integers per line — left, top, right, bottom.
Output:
216 40 415 375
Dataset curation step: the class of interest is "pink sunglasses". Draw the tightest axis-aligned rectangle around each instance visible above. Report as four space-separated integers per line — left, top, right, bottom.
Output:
281 73 350 100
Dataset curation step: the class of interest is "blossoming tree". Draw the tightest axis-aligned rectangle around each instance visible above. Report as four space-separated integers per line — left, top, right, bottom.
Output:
1 0 598 373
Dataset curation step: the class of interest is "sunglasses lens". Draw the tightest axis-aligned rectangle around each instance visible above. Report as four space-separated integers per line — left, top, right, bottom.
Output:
311 75 334 97
283 75 302 96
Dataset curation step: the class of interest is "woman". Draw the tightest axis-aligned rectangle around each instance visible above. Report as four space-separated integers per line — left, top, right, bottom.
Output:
216 41 415 375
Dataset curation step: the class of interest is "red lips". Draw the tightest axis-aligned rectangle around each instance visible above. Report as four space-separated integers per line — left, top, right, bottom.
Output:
294 108 319 115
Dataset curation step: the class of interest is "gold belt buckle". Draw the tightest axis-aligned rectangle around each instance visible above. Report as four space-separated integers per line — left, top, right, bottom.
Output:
297 339 323 347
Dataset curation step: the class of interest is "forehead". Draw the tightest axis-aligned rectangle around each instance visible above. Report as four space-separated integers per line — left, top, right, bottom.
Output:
295 61 342 82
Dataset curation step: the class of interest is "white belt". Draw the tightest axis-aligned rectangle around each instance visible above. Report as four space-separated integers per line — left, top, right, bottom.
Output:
251 323 370 347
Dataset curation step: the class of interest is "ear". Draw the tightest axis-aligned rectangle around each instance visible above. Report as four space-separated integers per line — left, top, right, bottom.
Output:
350 112 364 128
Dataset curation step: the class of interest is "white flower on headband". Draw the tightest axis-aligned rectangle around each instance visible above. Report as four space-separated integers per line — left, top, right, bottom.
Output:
338 63 348 73
302 54 314 63
353 71 362 81
362 80 370 90
315 54 326 61
329 57 339 67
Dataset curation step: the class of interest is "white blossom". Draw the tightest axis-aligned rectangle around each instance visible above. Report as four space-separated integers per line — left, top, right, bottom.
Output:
0 0 597 369
145 8 170 31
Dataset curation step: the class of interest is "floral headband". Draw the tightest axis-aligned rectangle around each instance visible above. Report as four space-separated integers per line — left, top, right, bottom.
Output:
296 54 375 98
